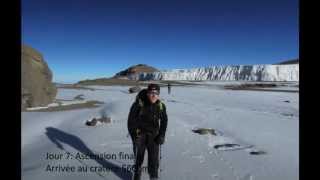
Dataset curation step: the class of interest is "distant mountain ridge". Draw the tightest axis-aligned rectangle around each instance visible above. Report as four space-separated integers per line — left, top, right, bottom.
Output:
76 64 159 85
274 59 299 65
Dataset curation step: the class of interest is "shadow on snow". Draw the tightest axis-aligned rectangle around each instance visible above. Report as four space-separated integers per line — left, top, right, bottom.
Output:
45 127 132 180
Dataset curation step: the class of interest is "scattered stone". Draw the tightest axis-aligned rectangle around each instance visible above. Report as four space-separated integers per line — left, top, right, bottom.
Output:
129 86 141 93
214 143 240 149
249 150 267 155
192 128 217 135
99 117 111 123
281 113 294 117
86 118 98 126
74 94 85 100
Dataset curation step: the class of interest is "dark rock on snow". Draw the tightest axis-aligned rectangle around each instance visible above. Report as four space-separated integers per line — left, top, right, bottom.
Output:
129 86 141 93
86 117 111 126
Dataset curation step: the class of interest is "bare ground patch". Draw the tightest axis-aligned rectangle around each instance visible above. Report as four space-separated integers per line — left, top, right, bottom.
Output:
24 100 104 112
76 78 144 86
224 83 299 93
75 77 204 87
57 84 97 91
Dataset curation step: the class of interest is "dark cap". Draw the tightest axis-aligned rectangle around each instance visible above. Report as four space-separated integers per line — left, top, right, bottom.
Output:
147 83 160 93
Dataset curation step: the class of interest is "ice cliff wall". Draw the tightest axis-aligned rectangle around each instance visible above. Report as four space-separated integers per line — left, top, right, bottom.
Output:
129 64 299 81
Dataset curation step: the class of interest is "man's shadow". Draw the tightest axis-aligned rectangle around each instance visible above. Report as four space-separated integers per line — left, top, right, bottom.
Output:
45 127 132 180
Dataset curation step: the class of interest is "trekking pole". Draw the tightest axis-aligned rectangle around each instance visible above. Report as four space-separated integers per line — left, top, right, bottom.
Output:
159 144 162 179
133 139 139 180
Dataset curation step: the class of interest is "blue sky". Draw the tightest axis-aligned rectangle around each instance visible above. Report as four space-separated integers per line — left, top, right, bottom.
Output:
22 0 299 83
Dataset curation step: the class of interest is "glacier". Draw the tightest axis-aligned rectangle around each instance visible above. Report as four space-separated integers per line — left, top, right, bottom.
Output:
129 64 299 81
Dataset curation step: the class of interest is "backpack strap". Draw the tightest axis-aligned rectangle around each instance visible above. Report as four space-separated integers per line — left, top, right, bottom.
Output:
138 98 144 107
137 99 163 116
158 101 163 112
138 98 144 116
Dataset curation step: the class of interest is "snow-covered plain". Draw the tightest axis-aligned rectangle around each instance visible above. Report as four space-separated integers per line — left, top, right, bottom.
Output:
22 83 299 180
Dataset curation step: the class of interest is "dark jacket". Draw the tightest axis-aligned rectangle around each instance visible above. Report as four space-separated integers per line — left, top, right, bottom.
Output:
127 91 168 139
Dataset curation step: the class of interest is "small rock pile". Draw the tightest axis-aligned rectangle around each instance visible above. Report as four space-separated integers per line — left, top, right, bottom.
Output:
85 116 111 126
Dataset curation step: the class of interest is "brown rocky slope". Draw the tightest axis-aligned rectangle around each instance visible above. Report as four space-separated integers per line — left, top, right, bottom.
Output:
21 45 57 110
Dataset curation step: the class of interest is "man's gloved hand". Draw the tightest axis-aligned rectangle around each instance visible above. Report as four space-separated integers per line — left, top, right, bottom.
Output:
132 129 141 142
154 134 165 145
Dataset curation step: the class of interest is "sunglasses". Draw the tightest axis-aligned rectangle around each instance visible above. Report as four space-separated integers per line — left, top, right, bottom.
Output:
147 91 160 96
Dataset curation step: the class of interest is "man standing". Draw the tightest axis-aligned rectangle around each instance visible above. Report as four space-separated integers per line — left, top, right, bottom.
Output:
167 83 171 94
128 84 168 180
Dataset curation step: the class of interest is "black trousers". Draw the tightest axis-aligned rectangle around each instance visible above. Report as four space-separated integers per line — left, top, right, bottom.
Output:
132 132 159 179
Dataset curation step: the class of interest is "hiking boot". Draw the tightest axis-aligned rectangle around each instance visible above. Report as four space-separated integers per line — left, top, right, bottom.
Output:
133 167 142 180
133 172 141 180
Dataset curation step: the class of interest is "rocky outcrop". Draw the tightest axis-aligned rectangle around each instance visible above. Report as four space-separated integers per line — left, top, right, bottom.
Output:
114 64 159 78
21 45 57 110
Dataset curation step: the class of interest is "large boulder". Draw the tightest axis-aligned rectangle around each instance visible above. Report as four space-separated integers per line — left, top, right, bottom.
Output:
21 45 57 110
